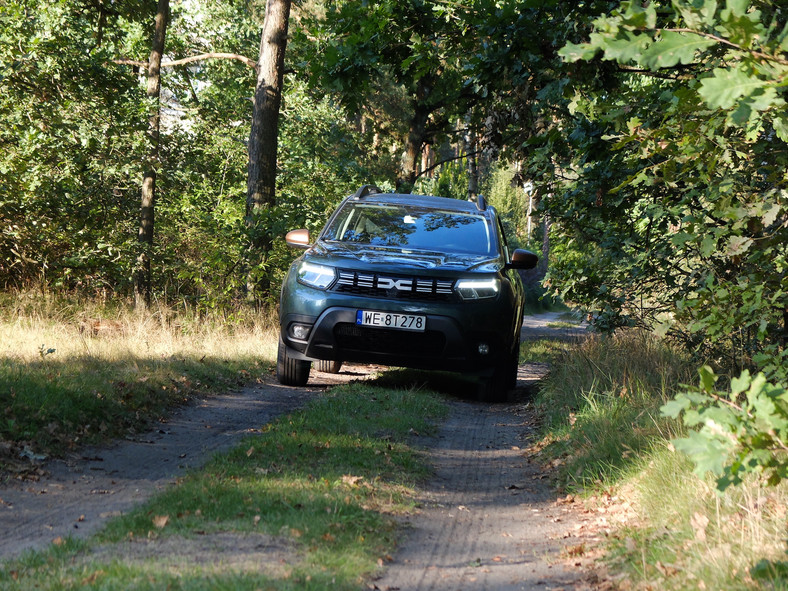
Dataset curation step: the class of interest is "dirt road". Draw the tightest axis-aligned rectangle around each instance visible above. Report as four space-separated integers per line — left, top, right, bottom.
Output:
371 314 592 590
372 393 586 590
0 313 594 589
0 377 339 558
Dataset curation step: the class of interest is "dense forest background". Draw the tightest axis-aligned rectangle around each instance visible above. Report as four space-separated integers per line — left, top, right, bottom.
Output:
1 0 786 388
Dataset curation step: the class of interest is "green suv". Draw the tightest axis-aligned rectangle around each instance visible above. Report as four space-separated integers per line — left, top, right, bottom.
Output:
277 185 538 401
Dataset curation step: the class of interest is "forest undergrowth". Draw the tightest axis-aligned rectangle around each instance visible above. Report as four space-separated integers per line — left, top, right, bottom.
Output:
534 329 788 590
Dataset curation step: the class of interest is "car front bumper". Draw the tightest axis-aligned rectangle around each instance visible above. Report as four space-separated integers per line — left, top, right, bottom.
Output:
281 306 511 373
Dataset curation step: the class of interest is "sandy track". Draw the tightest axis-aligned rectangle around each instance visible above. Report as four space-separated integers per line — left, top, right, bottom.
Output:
372 362 587 590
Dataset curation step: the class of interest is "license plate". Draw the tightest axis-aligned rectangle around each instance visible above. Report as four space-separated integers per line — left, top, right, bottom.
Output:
356 310 426 332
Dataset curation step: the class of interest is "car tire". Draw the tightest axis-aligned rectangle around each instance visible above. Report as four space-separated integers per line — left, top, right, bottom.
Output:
478 343 519 403
507 339 520 390
276 337 311 386
315 359 343 374
477 365 509 403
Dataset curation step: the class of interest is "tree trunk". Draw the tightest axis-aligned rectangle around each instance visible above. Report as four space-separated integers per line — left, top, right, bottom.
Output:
135 0 169 310
540 212 551 277
464 121 478 201
397 105 430 193
245 0 291 299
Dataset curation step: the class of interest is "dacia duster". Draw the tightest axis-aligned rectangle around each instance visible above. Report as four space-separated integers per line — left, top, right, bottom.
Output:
277 185 538 401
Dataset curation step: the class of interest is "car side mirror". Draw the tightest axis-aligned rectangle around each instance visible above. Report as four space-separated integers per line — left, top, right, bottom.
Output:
509 249 538 270
285 229 311 249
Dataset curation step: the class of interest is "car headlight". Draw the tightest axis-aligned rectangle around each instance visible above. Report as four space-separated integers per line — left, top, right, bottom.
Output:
455 278 500 300
297 261 336 290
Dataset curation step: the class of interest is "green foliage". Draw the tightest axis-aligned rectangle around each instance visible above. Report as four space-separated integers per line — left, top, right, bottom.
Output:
0 0 381 308
559 0 788 137
534 0 788 383
295 0 523 188
156 76 372 308
662 366 788 491
482 162 536 250
296 0 473 111
433 159 468 202
541 1 788 495
152 9 384 308
0 0 147 293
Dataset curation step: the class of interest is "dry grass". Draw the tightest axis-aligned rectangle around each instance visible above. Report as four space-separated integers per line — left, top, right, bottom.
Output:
613 447 788 590
536 330 693 489
0 295 280 466
534 328 788 589
0 297 279 365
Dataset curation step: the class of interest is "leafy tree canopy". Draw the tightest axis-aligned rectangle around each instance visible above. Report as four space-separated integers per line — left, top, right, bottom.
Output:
515 0 788 385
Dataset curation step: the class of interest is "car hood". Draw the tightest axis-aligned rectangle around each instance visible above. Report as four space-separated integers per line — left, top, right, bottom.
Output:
309 241 502 272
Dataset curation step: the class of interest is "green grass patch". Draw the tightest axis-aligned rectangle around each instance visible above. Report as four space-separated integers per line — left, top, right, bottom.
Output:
1 382 447 590
519 337 573 364
545 321 579 329
1 354 263 453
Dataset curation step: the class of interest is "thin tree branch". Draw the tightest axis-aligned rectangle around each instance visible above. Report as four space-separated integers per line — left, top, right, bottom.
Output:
616 63 703 80
416 148 483 179
665 28 788 67
114 52 256 70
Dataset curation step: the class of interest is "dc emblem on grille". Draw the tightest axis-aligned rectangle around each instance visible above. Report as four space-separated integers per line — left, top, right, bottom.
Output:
377 277 413 291
336 270 453 300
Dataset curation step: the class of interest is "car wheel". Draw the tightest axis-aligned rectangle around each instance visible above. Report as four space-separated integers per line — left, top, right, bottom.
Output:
478 341 519 403
315 359 343 374
276 337 311 386
477 364 509 403
507 339 520 390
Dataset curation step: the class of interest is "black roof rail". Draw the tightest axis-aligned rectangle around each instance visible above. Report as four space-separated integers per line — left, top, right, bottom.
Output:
352 184 382 200
472 194 487 211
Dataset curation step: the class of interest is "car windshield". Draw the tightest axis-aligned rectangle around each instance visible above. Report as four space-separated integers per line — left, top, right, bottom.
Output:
322 203 494 256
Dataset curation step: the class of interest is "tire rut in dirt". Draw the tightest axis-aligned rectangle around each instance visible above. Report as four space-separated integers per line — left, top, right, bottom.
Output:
373 400 581 591
0 380 320 560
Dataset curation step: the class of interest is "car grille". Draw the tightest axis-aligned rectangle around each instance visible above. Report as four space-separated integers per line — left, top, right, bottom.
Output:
334 323 446 357
333 269 454 302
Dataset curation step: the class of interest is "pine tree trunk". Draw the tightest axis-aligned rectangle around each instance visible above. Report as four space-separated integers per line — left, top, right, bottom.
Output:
540 214 551 277
245 0 291 300
135 0 169 310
